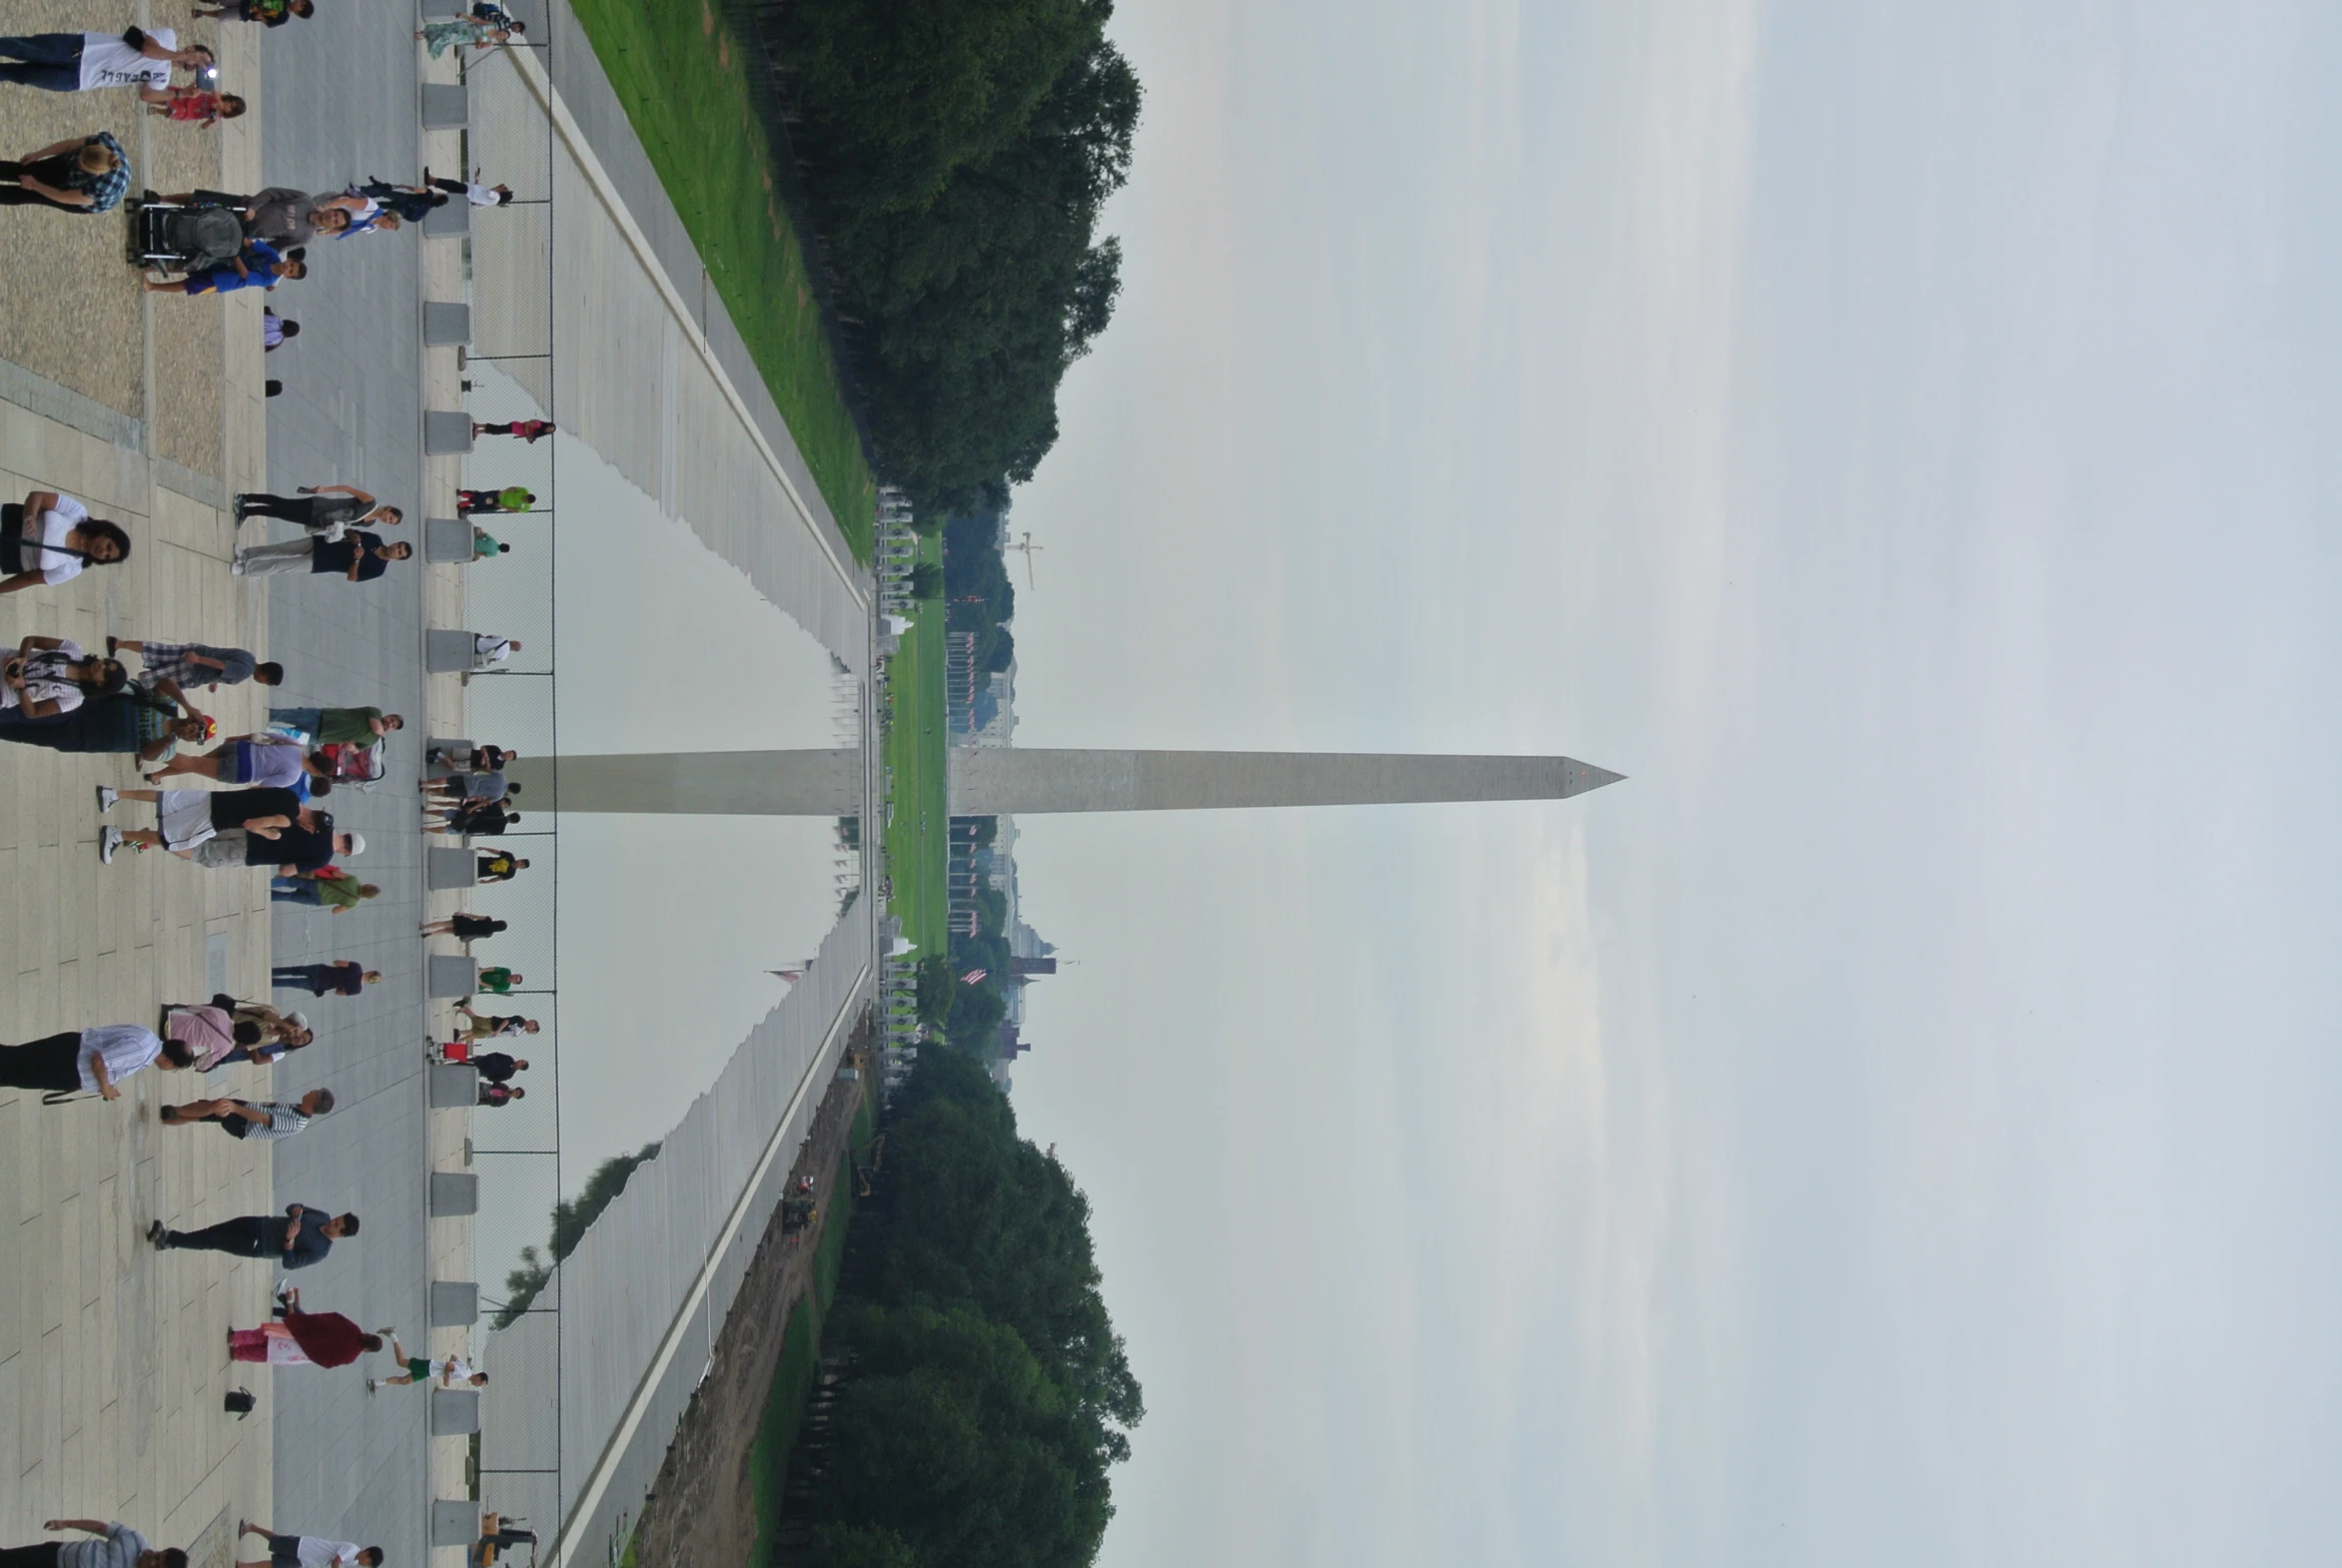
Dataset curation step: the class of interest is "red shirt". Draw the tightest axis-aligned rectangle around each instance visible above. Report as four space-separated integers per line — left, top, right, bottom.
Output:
286 1310 371 1367
168 89 222 123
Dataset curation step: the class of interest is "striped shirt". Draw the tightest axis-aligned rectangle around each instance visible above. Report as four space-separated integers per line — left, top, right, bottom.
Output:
236 1101 313 1141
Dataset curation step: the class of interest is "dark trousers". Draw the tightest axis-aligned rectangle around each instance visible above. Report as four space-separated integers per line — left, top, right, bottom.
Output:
163 1214 272 1255
427 177 469 196
0 1034 82 1092
0 1542 66 1568
0 35 83 93
268 1534 305 1568
274 964 341 994
237 492 316 522
0 156 82 208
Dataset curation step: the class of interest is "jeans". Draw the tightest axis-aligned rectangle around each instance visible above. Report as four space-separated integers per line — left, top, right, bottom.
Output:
275 963 343 994
272 878 323 905
162 1214 271 1256
0 35 84 93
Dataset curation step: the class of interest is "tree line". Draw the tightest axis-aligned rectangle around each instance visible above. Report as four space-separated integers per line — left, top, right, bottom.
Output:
770 0 1142 513
779 1048 1141 1568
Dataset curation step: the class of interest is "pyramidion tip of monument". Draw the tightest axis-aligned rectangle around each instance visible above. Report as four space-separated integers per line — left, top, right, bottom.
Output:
1560 758 1627 797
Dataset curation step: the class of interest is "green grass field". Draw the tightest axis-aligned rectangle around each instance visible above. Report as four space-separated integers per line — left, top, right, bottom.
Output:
746 1101 876 1564
564 0 876 559
881 532 949 955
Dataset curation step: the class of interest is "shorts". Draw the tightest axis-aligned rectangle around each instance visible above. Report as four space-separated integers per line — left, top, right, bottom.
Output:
155 788 216 849
407 1356 431 1380
189 828 249 868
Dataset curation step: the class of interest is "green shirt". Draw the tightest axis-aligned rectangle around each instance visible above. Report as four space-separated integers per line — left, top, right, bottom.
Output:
315 874 365 910
472 530 503 558
477 967 515 993
317 706 383 744
496 486 529 511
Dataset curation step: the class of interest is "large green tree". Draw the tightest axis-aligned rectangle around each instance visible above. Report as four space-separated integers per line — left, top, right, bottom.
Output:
775 0 1142 510
872 1051 1145 1457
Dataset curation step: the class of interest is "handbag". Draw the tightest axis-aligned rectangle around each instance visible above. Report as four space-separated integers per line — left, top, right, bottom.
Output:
0 503 103 577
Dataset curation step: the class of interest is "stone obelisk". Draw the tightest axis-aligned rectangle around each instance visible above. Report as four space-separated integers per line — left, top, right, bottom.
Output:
505 749 1623 816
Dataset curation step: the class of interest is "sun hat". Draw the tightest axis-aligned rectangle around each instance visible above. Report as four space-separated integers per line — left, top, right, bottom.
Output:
342 830 367 856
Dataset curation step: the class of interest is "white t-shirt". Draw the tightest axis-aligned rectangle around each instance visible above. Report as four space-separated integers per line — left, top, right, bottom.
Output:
18 494 92 584
464 182 501 207
0 639 89 714
474 634 514 662
78 1025 164 1093
78 29 175 92
295 1541 361 1568
441 1354 478 1382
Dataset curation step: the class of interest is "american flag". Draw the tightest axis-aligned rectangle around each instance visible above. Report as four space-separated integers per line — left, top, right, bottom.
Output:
961 969 989 985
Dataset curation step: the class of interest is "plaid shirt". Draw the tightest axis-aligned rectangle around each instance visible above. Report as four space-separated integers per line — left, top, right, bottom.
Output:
236 1101 313 1141
66 133 130 214
135 640 257 688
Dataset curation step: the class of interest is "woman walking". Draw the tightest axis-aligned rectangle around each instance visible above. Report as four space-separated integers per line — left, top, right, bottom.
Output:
234 484 399 538
0 637 127 726
420 913 507 943
472 418 552 442
416 12 521 57
227 1290 382 1369
0 489 131 593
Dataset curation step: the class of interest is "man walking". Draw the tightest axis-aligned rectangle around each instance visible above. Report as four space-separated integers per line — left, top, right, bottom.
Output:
0 27 213 94
151 1202 357 1267
273 960 380 997
160 1088 333 1140
475 966 521 995
109 638 283 692
0 1518 188 1568
232 530 410 580
232 1523 380 1568
0 1025 195 1100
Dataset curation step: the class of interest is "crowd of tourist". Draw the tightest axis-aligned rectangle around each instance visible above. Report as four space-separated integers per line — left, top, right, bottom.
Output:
0 11 555 1566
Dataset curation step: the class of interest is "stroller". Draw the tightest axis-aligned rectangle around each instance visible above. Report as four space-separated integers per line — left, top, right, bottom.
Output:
128 197 247 274
318 739 387 792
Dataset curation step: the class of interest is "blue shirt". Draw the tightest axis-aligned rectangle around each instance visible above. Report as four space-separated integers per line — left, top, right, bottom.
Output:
266 1204 335 1268
188 240 282 297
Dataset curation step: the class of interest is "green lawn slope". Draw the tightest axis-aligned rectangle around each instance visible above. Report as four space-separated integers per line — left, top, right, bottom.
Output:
564 0 876 558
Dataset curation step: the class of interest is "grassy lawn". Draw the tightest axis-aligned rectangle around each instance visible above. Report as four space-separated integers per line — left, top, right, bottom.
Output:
746 1097 874 1564
745 1301 820 1568
881 532 949 955
564 0 877 559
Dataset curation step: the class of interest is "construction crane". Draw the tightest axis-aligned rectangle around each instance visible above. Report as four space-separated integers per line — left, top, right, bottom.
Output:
1005 531 1044 589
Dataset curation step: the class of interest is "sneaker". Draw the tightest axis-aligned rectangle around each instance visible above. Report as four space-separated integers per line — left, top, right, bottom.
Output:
365 1379 378 1395
105 635 119 655
96 785 117 814
99 826 122 864
230 556 248 577
148 1219 168 1248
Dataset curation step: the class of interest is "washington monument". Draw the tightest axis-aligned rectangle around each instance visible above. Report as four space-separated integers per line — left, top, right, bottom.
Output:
506 748 1625 816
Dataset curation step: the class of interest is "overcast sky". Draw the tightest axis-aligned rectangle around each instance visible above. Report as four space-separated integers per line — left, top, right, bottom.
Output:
992 3 2342 1565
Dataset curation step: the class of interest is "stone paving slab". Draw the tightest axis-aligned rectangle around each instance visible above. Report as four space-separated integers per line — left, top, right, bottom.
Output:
0 402 273 1553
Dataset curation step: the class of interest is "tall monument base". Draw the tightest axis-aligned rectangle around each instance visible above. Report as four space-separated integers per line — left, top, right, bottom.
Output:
505 749 1622 817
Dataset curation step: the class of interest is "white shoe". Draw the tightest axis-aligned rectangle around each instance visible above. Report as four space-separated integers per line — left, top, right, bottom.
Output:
99 826 122 864
230 554 248 576
365 1379 378 1395
96 785 117 814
